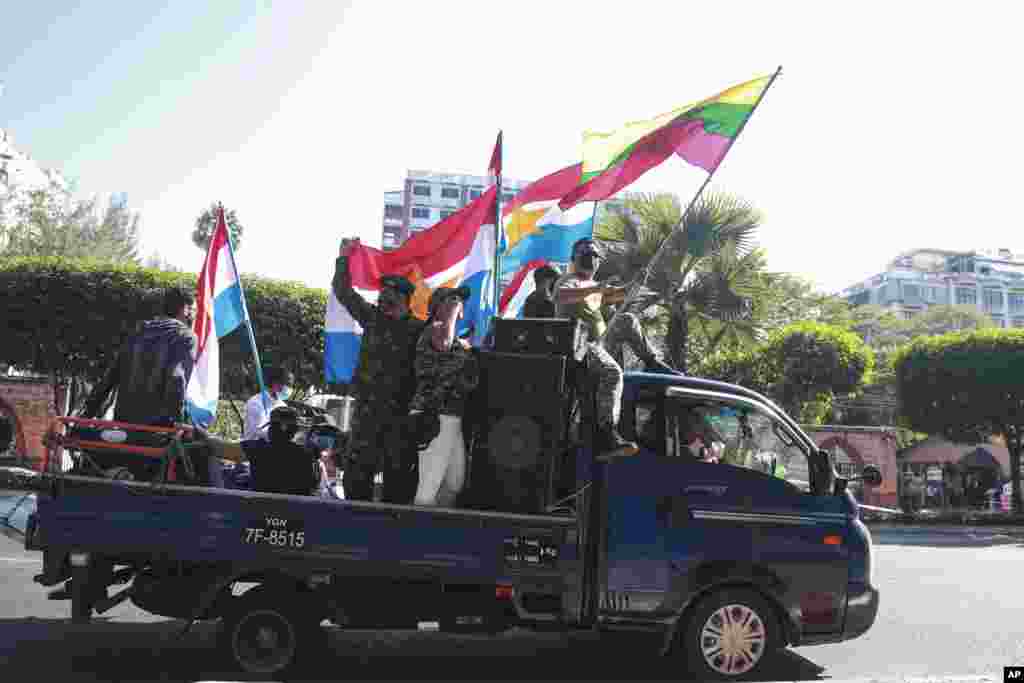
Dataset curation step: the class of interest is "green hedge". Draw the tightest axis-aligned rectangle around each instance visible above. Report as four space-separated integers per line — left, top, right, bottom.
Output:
894 328 1024 513
0 257 328 398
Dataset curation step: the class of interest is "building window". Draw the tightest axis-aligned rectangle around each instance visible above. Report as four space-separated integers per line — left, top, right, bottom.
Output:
502 192 515 202
384 204 403 219
902 283 920 299
955 287 977 306
1013 318 1024 328
441 186 460 199
1009 293 1024 313
412 185 431 197
469 188 483 200
411 207 431 220
440 210 454 219
983 288 1004 312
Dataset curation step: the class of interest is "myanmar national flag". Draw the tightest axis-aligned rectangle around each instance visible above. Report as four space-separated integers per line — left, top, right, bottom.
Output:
558 73 774 210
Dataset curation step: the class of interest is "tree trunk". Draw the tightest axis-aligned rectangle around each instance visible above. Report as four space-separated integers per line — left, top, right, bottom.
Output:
1009 433 1022 515
667 302 689 373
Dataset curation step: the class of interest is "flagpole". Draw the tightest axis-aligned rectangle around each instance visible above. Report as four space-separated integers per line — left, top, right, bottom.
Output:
601 66 782 343
219 203 269 409
493 131 504 317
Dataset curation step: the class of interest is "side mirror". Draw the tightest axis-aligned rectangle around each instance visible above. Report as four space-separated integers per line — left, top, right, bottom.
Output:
859 464 883 487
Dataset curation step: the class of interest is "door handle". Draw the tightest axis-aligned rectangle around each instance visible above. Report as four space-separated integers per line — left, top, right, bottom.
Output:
683 485 728 496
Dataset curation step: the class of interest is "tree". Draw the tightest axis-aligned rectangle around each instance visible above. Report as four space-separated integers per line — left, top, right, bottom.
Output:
192 202 243 252
0 258 327 426
894 329 1024 513
904 304 994 338
763 322 874 423
597 191 764 372
143 251 182 272
0 184 140 263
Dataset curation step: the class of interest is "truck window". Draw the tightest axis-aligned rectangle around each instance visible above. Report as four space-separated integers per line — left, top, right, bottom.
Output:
663 394 811 491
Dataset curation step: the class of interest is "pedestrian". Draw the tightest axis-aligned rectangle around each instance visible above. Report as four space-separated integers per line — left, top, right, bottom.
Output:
333 239 425 503
409 286 479 507
242 367 295 441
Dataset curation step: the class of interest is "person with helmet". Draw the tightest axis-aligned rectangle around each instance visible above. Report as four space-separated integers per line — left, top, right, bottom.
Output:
407 286 479 507
333 239 426 503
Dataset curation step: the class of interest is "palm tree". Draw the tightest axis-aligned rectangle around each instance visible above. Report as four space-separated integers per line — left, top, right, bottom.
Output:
596 191 765 372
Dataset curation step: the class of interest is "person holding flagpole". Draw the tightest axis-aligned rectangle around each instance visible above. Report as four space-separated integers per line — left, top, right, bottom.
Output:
333 238 425 503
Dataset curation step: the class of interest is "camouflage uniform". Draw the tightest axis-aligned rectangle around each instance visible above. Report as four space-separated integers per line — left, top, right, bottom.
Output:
408 298 479 506
603 311 661 370
554 275 667 431
333 255 425 502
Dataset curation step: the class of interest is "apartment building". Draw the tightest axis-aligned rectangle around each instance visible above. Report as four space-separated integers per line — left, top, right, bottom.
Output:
842 248 1024 328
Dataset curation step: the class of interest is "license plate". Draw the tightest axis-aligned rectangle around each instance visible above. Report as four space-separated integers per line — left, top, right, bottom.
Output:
242 516 306 549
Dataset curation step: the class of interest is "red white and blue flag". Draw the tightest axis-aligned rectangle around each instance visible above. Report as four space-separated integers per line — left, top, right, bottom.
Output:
499 258 552 319
185 209 254 427
325 188 498 383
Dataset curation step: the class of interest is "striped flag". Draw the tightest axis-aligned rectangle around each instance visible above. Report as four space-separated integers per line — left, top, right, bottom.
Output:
325 188 499 383
185 208 257 427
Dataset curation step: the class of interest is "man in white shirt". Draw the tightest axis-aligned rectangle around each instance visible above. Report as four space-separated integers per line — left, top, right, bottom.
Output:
243 368 295 442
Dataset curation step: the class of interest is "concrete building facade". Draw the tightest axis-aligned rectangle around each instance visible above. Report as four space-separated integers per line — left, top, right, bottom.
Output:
842 247 1024 328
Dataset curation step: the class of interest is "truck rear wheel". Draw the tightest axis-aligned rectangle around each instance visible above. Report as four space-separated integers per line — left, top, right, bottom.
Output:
220 587 322 676
679 587 781 681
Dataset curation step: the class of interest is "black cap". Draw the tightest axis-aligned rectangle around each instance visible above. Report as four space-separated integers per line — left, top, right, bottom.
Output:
380 275 415 298
572 237 602 258
428 285 472 316
532 265 560 284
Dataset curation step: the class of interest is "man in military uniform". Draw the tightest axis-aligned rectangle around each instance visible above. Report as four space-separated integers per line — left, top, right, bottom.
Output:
333 238 426 502
554 238 673 460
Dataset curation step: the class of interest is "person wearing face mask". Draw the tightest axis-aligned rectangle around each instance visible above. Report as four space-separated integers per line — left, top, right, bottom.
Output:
245 406 319 496
82 286 199 428
333 238 426 503
242 367 295 442
408 286 479 507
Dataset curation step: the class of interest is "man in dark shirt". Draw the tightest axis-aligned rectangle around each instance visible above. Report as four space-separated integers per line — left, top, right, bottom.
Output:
244 406 318 496
83 287 198 427
333 238 426 503
521 265 561 319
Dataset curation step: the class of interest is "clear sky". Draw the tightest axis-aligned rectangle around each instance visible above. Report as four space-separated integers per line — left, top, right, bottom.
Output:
3 1 1021 295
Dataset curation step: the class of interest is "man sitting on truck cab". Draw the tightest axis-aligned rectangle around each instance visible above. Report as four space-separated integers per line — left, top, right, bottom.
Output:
408 286 479 507
333 239 426 504
553 239 660 461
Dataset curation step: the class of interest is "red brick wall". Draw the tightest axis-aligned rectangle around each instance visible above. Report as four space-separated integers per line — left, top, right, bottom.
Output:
0 378 58 470
807 427 899 509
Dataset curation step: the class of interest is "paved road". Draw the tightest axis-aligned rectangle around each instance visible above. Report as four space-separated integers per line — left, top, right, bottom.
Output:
2 507 1022 682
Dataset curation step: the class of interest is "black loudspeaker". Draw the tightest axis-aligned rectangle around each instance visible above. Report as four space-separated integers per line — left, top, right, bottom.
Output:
465 352 570 514
493 318 586 361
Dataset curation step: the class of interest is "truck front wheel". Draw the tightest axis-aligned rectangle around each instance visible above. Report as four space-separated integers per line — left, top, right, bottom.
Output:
220 588 321 675
679 588 781 681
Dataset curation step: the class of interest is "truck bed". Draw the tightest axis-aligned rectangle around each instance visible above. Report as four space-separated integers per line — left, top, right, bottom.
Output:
35 474 580 587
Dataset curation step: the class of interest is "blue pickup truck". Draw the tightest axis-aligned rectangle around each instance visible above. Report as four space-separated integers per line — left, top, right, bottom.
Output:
24 370 880 680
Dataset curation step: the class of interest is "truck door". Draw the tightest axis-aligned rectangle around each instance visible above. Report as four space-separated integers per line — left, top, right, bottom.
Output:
600 386 851 634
